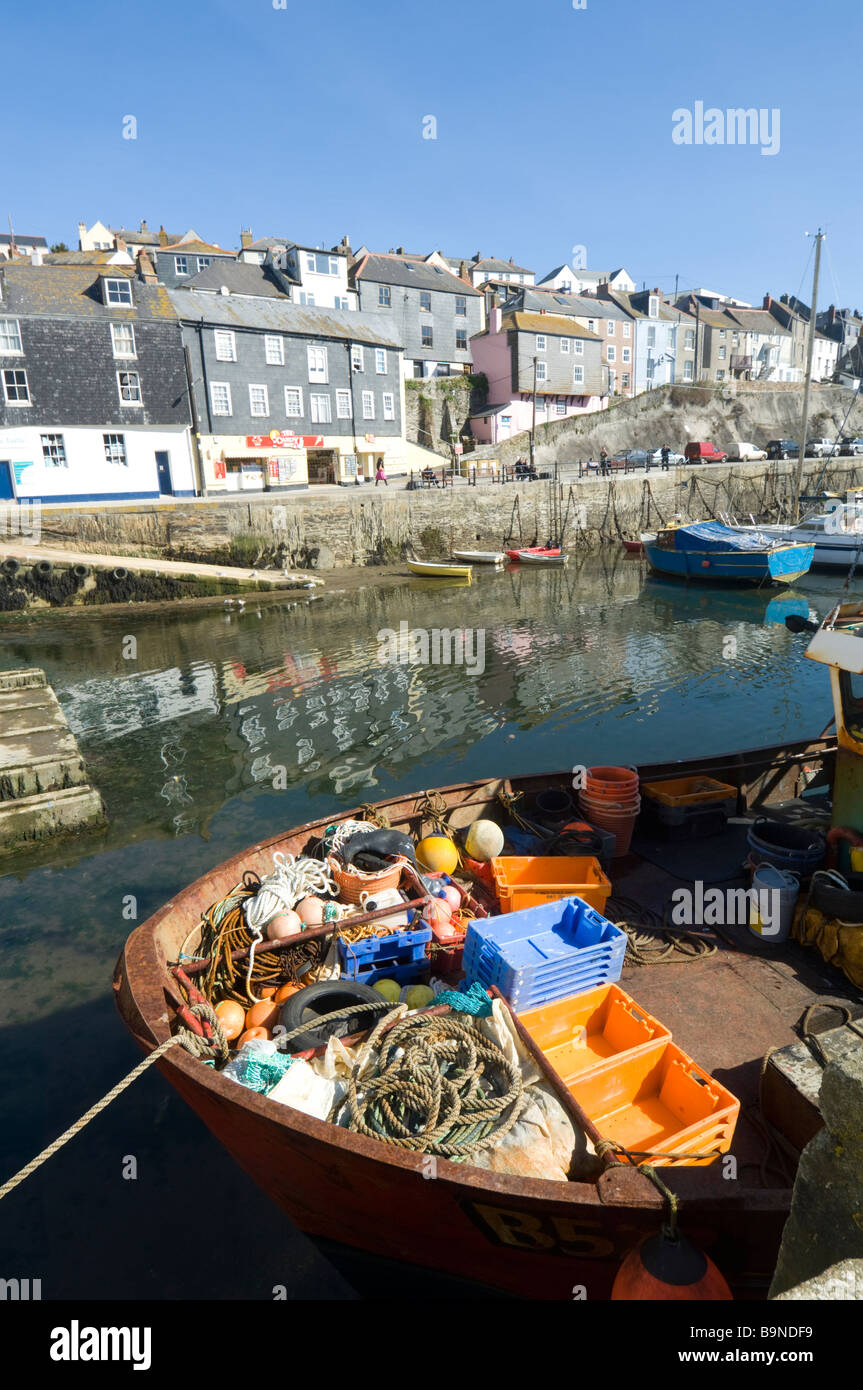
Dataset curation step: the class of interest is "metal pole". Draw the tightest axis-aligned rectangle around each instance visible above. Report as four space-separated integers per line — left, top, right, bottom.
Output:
793 229 824 522
530 356 537 469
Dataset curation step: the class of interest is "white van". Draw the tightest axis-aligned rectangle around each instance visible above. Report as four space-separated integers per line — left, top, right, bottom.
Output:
733 442 767 461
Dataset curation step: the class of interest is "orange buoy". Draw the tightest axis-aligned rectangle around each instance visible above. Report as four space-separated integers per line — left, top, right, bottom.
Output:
611 1228 733 1301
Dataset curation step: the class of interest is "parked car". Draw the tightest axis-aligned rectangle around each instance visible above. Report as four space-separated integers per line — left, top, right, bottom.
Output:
805 438 837 457
766 439 799 459
731 441 767 461
839 437 863 456
684 441 729 463
650 447 685 465
611 449 651 468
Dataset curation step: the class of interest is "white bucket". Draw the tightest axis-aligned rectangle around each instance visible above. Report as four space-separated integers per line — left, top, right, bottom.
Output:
359 886 408 930
748 864 799 944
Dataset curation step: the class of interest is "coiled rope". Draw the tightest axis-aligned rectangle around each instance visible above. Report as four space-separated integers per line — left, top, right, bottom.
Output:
343 1005 526 1158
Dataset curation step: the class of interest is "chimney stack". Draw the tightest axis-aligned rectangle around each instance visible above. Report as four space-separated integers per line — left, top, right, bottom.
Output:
77 221 86 248
140 219 149 233
763 293 772 310
159 225 168 246
30 248 43 266
490 303 502 333
136 249 157 283
240 227 253 249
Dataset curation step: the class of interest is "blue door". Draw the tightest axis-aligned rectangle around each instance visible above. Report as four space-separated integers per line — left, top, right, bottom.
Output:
155 451 173 496
0 462 13 500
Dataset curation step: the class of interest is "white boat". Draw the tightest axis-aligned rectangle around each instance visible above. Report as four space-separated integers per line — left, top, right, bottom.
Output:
727 498 863 570
515 550 568 567
451 550 505 565
407 560 472 579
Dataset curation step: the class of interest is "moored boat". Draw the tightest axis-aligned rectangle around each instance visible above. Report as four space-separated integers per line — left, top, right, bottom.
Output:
642 522 814 585
407 560 472 579
726 497 863 570
514 550 568 567
621 539 644 554
452 549 506 565
505 546 561 561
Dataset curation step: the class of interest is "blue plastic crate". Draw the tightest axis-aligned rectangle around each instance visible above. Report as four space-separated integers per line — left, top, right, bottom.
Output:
338 924 432 984
463 896 626 1010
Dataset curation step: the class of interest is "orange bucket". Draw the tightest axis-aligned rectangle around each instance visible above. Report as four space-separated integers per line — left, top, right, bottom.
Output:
584 766 639 801
578 797 640 857
327 854 406 906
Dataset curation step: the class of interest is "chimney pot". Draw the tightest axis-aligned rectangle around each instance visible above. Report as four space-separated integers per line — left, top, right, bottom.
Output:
240 228 253 248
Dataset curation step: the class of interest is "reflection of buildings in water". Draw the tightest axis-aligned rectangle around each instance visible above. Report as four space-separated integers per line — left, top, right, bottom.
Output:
61 665 219 742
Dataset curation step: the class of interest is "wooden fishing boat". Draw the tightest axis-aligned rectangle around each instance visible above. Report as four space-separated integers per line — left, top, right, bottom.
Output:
115 719 859 1300
642 522 814 586
452 550 506 565
505 546 561 561
407 560 472 579
515 550 568 567
622 539 644 554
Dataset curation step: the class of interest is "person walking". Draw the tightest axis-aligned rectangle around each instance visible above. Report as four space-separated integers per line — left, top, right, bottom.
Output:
599 447 610 478
375 459 388 487
661 444 671 471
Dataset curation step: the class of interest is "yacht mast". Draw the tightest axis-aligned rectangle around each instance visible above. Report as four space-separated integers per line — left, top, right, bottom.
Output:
792 229 824 522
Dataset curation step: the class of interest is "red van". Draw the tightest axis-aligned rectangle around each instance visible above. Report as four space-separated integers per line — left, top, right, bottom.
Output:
684 441 729 463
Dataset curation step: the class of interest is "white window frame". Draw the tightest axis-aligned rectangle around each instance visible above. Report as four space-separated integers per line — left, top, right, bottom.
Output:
351 345 364 372
249 384 269 417
718 345 727 359
607 321 615 335
456 328 468 351
382 392 395 421
307 345 328 383
622 372 631 389
310 393 331 424
265 335 284 366
419 291 432 313
375 348 387 374
210 382 233 416
0 318 22 353
362 390 375 420
336 390 352 419
560 338 571 354
421 325 433 348
649 296 659 317
103 432 127 465
378 285 391 308
556 400 566 415
328 256 340 276
284 386 303 417
110 322 136 358
574 339 584 356
683 361 694 381
305 252 316 274
117 369 143 405
103 278 132 306
607 345 616 362
536 361 548 382
197 256 211 272
587 319 596 332
572 365 584 385
623 323 631 338
622 347 631 363
40 432 67 467
214 330 237 362
536 334 547 352
455 296 466 316
174 255 188 276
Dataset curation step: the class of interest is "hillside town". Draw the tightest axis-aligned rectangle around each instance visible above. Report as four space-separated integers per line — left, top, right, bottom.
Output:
0 218 860 504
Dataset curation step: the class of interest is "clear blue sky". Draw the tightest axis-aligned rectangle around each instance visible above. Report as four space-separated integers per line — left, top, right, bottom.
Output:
9 0 861 310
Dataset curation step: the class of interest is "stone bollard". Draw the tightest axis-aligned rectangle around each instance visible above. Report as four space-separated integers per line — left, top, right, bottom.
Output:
769 1050 863 1298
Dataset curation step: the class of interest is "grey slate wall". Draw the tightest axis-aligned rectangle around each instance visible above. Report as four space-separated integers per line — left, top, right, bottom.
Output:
0 317 191 429
357 280 482 366
183 322 404 437
154 250 235 289
513 330 604 396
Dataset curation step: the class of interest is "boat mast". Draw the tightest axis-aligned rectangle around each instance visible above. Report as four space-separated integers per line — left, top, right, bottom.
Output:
792 228 824 521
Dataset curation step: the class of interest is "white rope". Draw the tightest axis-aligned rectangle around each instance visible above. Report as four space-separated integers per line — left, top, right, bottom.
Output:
243 851 335 934
323 819 376 855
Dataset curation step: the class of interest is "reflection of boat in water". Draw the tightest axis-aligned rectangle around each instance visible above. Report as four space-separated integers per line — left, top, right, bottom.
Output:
642 522 814 586
642 573 812 627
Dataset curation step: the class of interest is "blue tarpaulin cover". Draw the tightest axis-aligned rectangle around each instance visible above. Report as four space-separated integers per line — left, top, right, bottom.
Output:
673 522 775 552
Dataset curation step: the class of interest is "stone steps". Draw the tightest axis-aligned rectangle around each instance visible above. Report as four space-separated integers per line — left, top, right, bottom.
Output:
0 785 106 855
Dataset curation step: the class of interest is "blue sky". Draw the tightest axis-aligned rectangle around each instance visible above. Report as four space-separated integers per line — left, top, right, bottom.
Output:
9 0 861 310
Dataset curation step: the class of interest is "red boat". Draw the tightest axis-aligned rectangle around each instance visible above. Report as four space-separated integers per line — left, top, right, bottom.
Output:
114 734 847 1300
622 539 644 554
505 546 562 561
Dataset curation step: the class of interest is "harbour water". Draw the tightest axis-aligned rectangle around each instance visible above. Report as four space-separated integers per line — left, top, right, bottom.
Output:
0 551 856 1298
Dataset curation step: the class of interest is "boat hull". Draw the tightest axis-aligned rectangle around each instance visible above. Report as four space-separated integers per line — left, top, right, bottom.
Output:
505 547 561 560
515 552 568 566
407 561 472 579
643 540 814 585
114 742 836 1298
452 550 505 565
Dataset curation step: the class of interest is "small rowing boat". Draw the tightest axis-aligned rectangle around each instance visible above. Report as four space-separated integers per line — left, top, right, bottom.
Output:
505 546 561 561
407 560 472 579
621 539 644 554
514 550 568 567
452 550 505 565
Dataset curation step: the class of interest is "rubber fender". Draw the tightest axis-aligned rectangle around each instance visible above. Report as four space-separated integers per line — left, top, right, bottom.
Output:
277 980 385 1052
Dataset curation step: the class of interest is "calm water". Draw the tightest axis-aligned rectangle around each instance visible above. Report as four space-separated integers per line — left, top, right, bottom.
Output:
0 552 855 1298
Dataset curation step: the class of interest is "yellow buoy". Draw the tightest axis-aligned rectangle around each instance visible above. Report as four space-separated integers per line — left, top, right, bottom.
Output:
416 834 459 875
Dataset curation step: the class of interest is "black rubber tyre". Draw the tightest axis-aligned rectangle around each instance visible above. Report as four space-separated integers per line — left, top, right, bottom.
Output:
72 563 91 580
33 560 53 578
2 558 21 577
111 567 130 582
278 980 386 1052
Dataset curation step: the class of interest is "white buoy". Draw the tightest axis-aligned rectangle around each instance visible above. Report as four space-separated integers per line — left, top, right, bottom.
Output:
465 819 505 862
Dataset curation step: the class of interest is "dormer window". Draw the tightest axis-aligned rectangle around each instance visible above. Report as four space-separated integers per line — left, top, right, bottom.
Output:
649 296 658 317
175 256 189 276
103 278 132 307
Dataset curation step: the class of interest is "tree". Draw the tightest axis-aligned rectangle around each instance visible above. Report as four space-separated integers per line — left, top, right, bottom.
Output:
50 242 69 253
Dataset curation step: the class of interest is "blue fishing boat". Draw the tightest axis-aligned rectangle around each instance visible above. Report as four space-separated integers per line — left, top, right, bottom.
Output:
641 521 814 586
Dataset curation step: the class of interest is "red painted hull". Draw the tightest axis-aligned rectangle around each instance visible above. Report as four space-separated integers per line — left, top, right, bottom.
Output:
505 547 562 560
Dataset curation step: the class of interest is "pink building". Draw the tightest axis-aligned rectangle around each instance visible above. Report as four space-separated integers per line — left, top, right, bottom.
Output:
469 306 606 444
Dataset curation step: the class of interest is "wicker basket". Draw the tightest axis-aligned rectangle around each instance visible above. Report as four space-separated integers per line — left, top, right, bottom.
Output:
327 854 407 906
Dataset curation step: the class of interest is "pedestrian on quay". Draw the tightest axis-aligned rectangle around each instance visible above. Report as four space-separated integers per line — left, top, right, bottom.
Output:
600 447 610 478
375 459 388 487
661 444 671 471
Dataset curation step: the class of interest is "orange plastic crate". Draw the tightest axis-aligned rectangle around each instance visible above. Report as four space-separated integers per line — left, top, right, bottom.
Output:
569 1040 740 1167
641 775 736 809
518 983 671 1086
490 855 611 915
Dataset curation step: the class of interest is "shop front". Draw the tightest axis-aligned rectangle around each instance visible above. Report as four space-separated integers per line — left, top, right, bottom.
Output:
200 432 310 493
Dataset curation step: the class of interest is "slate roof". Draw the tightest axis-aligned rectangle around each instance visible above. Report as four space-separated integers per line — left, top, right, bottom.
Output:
0 263 178 321
501 311 601 340
506 287 633 321
728 308 790 335
44 250 132 265
473 256 532 274
158 239 233 257
0 234 47 248
182 261 290 298
536 264 571 283
353 253 479 296
111 227 186 246
168 288 401 348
